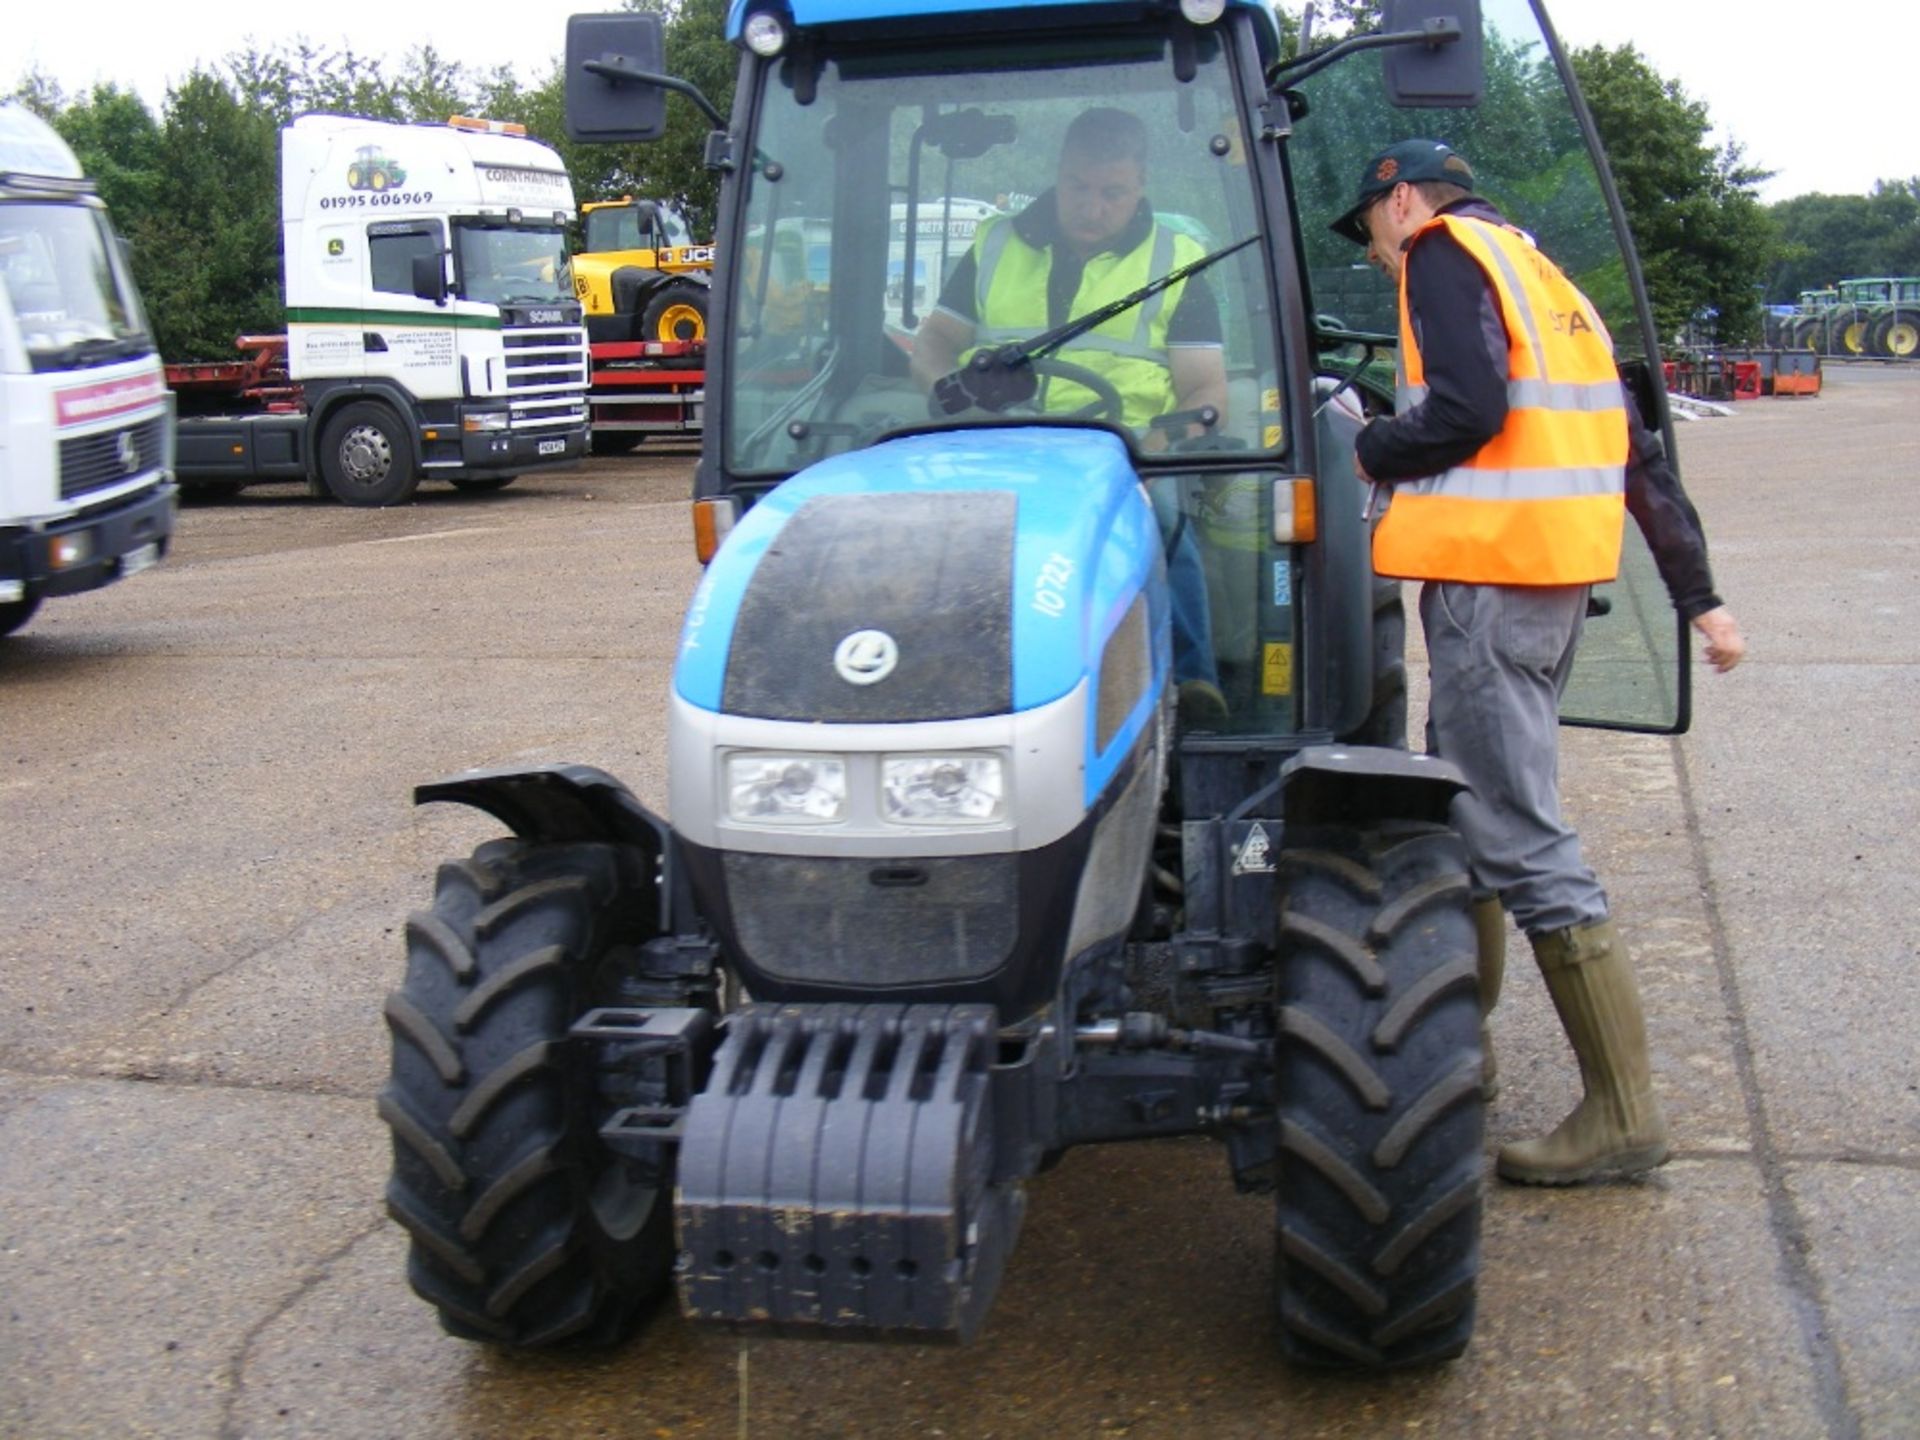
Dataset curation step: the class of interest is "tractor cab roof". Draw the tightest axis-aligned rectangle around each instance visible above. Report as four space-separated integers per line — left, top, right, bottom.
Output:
725 0 1288 67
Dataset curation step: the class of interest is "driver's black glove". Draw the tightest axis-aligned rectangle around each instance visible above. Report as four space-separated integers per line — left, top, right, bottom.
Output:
930 346 1039 416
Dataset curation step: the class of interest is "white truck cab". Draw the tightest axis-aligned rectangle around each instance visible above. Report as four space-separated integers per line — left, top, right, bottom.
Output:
0 103 175 638
174 114 591 506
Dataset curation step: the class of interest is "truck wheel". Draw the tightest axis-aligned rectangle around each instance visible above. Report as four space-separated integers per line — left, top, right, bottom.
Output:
0 595 43 638
448 475 518 493
640 282 708 344
319 401 419 507
590 430 643 456
182 480 248 503
381 840 677 1347
1272 823 1484 1369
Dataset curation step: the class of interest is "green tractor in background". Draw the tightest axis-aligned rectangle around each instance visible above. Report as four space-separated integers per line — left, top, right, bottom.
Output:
1782 288 1837 351
1854 277 1920 358
1805 278 1919 359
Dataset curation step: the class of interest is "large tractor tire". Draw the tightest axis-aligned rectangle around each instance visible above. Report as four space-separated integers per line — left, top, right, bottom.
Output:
318 400 419 507
1787 316 1822 351
1870 310 1920 359
1351 575 1409 750
640 281 708 345
0 594 43 638
1272 823 1484 1369
1829 309 1870 357
381 840 678 1347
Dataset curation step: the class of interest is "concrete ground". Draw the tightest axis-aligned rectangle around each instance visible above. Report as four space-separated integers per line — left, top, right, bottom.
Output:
0 369 1913 1439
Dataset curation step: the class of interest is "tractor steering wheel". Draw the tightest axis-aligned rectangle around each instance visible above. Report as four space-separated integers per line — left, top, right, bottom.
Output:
931 354 1129 426
1024 356 1128 424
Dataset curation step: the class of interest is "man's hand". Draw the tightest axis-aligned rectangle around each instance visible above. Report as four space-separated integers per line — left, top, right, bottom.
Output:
1691 605 1746 673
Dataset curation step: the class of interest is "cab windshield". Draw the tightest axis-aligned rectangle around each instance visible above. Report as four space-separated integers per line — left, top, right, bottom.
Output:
0 201 151 372
726 23 1282 476
453 222 574 306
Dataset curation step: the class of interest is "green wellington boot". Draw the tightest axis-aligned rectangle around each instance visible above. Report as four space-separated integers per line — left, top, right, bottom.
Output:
1473 897 1505 1102
1497 917 1671 1185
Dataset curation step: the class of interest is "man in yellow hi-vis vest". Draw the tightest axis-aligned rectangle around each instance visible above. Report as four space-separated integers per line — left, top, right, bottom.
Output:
913 107 1231 719
1332 139 1745 1186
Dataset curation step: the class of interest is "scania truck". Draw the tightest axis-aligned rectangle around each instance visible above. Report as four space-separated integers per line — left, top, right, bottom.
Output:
0 103 175 639
172 114 591 506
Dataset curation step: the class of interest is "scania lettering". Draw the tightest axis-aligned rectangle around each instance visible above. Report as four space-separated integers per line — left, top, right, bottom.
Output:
0 103 174 639
170 114 590 506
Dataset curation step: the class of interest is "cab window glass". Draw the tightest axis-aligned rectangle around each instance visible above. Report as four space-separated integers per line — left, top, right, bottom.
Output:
368 222 443 296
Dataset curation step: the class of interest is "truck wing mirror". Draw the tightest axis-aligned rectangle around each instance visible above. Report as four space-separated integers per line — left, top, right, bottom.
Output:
567 12 670 143
1381 0 1485 108
411 252 449 306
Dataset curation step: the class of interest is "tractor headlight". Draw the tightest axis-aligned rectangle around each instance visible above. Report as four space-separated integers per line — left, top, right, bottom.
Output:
882 754 1005 825
726 753 847 823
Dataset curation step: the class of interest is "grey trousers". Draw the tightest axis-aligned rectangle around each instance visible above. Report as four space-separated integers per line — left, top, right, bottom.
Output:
1419 580 1610 936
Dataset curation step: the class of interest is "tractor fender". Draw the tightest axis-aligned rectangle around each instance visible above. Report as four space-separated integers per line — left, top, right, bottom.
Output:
1278 743 1466 829
416 763 699 931
609 265 672 310
416 762 671 851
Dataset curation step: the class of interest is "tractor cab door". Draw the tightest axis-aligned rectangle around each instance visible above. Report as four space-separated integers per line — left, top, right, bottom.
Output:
1287 0 1690 734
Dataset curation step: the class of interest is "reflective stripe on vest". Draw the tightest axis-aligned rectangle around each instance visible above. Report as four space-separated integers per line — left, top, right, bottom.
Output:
968 216 1198 429
1374 214 1628 587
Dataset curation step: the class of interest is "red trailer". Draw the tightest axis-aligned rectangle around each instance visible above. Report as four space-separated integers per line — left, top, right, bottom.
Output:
588 338 704 451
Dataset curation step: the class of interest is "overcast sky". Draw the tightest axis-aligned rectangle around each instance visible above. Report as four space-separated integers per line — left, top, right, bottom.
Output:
12 1 1915 203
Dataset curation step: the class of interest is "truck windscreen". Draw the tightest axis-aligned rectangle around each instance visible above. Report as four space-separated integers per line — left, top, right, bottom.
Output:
0 202 151 373
453 223 573 306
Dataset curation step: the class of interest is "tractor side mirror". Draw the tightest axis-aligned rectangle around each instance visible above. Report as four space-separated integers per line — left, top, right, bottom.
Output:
411 252 449 306
566 12 670 143
1380 0 1485 107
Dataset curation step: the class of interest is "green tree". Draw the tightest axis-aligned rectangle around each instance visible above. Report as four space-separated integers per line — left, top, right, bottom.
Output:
1567 44 1775 344
136 71 285 359
1767 180 1920 299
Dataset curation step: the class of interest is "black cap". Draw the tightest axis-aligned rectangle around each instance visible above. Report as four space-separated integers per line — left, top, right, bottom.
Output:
1329 139 1476 245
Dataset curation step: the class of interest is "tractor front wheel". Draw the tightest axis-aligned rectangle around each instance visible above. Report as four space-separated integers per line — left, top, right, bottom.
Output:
381 839 678 1346
1271 822 1485 1369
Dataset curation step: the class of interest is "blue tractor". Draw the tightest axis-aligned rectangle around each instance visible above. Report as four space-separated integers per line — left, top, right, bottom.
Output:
380 0 1691 1367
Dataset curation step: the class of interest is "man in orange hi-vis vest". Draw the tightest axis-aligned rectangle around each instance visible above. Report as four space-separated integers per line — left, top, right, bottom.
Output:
1331 140 1746 1186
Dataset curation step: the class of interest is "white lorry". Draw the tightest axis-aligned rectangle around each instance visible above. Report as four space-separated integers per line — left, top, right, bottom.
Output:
171 114 590 506
0 103 175 639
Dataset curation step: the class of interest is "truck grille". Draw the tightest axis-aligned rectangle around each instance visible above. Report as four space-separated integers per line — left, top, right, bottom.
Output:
59 416 168 500
502 324 589 430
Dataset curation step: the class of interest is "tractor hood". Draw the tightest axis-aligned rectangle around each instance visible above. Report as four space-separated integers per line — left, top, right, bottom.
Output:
675 426 1166 728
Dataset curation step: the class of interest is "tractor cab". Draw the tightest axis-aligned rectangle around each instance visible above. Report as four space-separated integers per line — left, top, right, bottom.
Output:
570 0 1688 746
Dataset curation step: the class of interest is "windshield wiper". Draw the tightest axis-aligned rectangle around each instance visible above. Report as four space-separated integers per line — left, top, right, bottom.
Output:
40 334 146 370
931 234 1258 415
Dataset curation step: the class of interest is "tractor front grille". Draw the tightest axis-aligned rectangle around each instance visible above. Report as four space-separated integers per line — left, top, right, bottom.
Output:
722 852 1017 987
